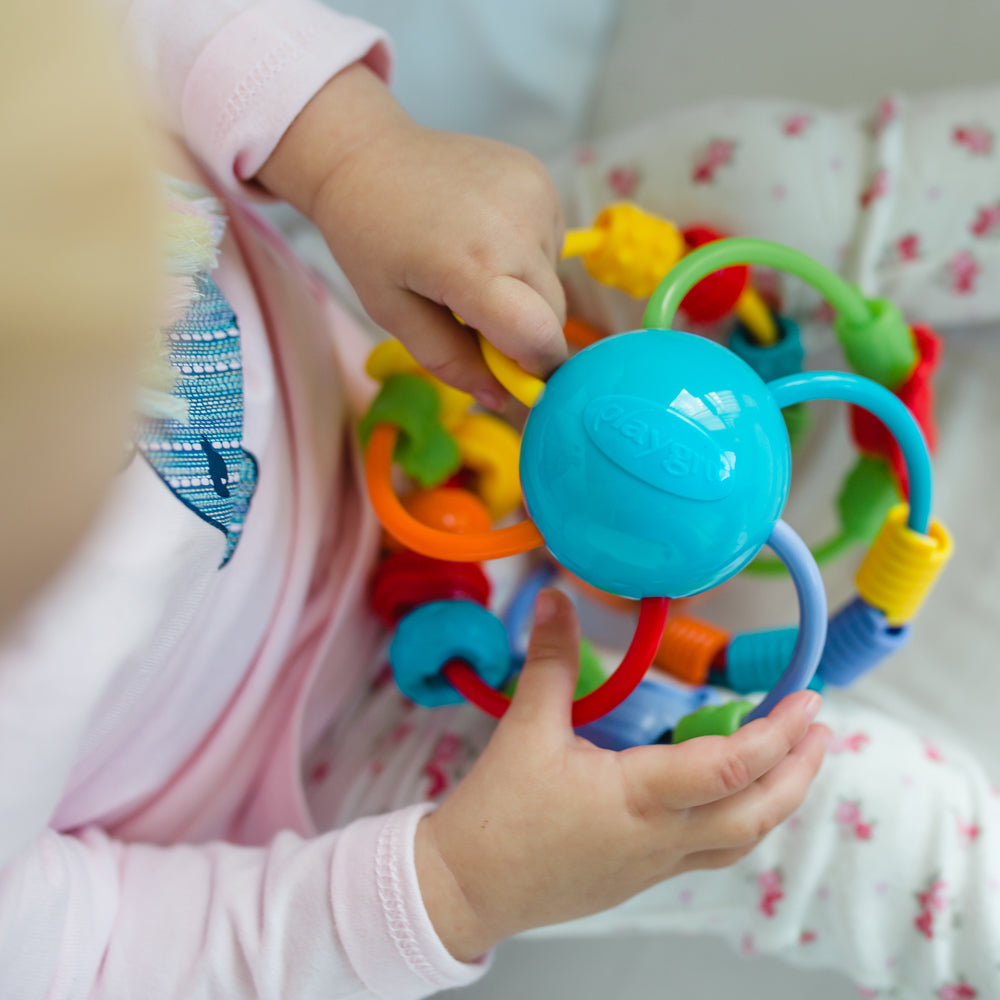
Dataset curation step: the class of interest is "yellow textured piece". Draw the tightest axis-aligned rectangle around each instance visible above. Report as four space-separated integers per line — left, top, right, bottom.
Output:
452 413 523 519
562 228 605 259
365 340 473 430
734 287 779 346
579 203 685 298
478 335 544 408
856 504 953 625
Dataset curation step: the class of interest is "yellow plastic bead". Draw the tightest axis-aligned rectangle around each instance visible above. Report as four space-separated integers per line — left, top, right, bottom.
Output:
452 413 522 519
576 203 686 299
365 340 473 430
856 504 953 625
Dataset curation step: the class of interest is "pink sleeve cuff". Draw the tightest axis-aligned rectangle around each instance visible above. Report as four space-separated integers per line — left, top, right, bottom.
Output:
332 803 491 999
180 0 391 196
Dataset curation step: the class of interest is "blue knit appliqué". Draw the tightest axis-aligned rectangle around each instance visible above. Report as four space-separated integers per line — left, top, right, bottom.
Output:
137 273 258 566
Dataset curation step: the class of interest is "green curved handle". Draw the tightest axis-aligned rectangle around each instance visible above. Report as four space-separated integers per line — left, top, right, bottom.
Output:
643 238 872 331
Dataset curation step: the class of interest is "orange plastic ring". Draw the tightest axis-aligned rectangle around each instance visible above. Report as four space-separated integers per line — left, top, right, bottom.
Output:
365 424 544 560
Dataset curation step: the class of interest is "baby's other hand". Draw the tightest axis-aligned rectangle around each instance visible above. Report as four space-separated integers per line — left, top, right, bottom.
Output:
258 65 566 410
414 590 831 961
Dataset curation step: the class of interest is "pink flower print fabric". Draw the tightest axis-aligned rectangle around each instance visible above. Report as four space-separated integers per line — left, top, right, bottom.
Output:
556 86 1000 333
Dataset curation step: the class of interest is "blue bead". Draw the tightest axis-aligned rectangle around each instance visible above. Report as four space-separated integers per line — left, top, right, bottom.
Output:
575 677 724 750
729 316 804 383
820 597 913 687
519 329 791 598
390 600 512 707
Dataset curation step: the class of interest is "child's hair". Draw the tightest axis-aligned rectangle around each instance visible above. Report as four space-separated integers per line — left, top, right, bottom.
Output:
0 0 161 630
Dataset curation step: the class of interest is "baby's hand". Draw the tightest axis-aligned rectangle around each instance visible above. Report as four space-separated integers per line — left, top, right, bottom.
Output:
258 64 567 410
414 590 831 961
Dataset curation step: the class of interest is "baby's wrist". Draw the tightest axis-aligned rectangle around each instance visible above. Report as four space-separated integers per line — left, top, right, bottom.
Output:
414 813 502 963
255 61 411 220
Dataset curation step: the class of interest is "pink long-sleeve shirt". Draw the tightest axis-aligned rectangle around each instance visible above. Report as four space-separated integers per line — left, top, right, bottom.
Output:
0 2 487 996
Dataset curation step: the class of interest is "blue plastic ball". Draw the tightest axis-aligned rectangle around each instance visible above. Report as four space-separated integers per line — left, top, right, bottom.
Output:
519 329 791 598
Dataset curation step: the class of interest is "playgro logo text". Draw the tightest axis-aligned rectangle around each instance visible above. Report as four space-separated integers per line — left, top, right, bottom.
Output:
582 394 734 501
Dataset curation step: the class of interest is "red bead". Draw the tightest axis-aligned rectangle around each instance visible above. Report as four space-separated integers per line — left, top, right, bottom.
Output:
679 225 750 324
370 550 491 626
849 324 943 494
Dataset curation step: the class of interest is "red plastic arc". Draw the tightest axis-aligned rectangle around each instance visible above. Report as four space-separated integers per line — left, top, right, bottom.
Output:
442 596 671 726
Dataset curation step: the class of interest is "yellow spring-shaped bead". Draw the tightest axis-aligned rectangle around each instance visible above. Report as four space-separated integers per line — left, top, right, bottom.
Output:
856 504 953 625
581 203 685 299
451 413 522 520
654 615 730 686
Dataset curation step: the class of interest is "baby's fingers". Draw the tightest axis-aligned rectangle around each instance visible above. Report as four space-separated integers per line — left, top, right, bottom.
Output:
503 589 581 732
685 723 831 851
369 289 508 410
447 273 567 379
624 690 823 811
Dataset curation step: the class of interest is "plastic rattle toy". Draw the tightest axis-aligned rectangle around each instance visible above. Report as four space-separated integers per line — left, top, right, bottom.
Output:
564 205 942 574
361 216 952 746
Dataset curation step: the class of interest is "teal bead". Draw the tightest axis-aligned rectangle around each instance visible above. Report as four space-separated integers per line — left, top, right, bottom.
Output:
390 600 512 707
729 315 804 383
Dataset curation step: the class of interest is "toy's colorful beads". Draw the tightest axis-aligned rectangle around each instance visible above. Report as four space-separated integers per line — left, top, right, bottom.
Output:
402 487 493 538
838 456 899 546
451 413 522 519
679 225 750 324
654 615 729 686
370 550 491 626
729 316 804 384
850 324 942 489
723 628 824 694
834 297 916 388
359 374 460 486
819 597 912 687
390 600 512 707
366 339 473 430
575 677 723 751
672 699 754 743
781 402 812 452
580 203 686 298
519 329 792 598
856 505 953 625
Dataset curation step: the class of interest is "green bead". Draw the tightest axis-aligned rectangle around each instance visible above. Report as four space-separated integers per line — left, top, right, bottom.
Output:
505 637 609 699
782 402 811 452
359 373 461 486
671 700 754 743
838 456 899 544
574 638 607 698
834 297 917 388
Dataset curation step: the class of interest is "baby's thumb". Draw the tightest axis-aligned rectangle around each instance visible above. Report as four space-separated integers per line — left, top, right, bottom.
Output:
505 589 581 730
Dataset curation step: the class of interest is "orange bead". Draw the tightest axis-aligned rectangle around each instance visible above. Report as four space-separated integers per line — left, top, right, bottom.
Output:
405 487 493 534
563 317 606 349
385 487 494 552
654 616 730 686
366 425 544 561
